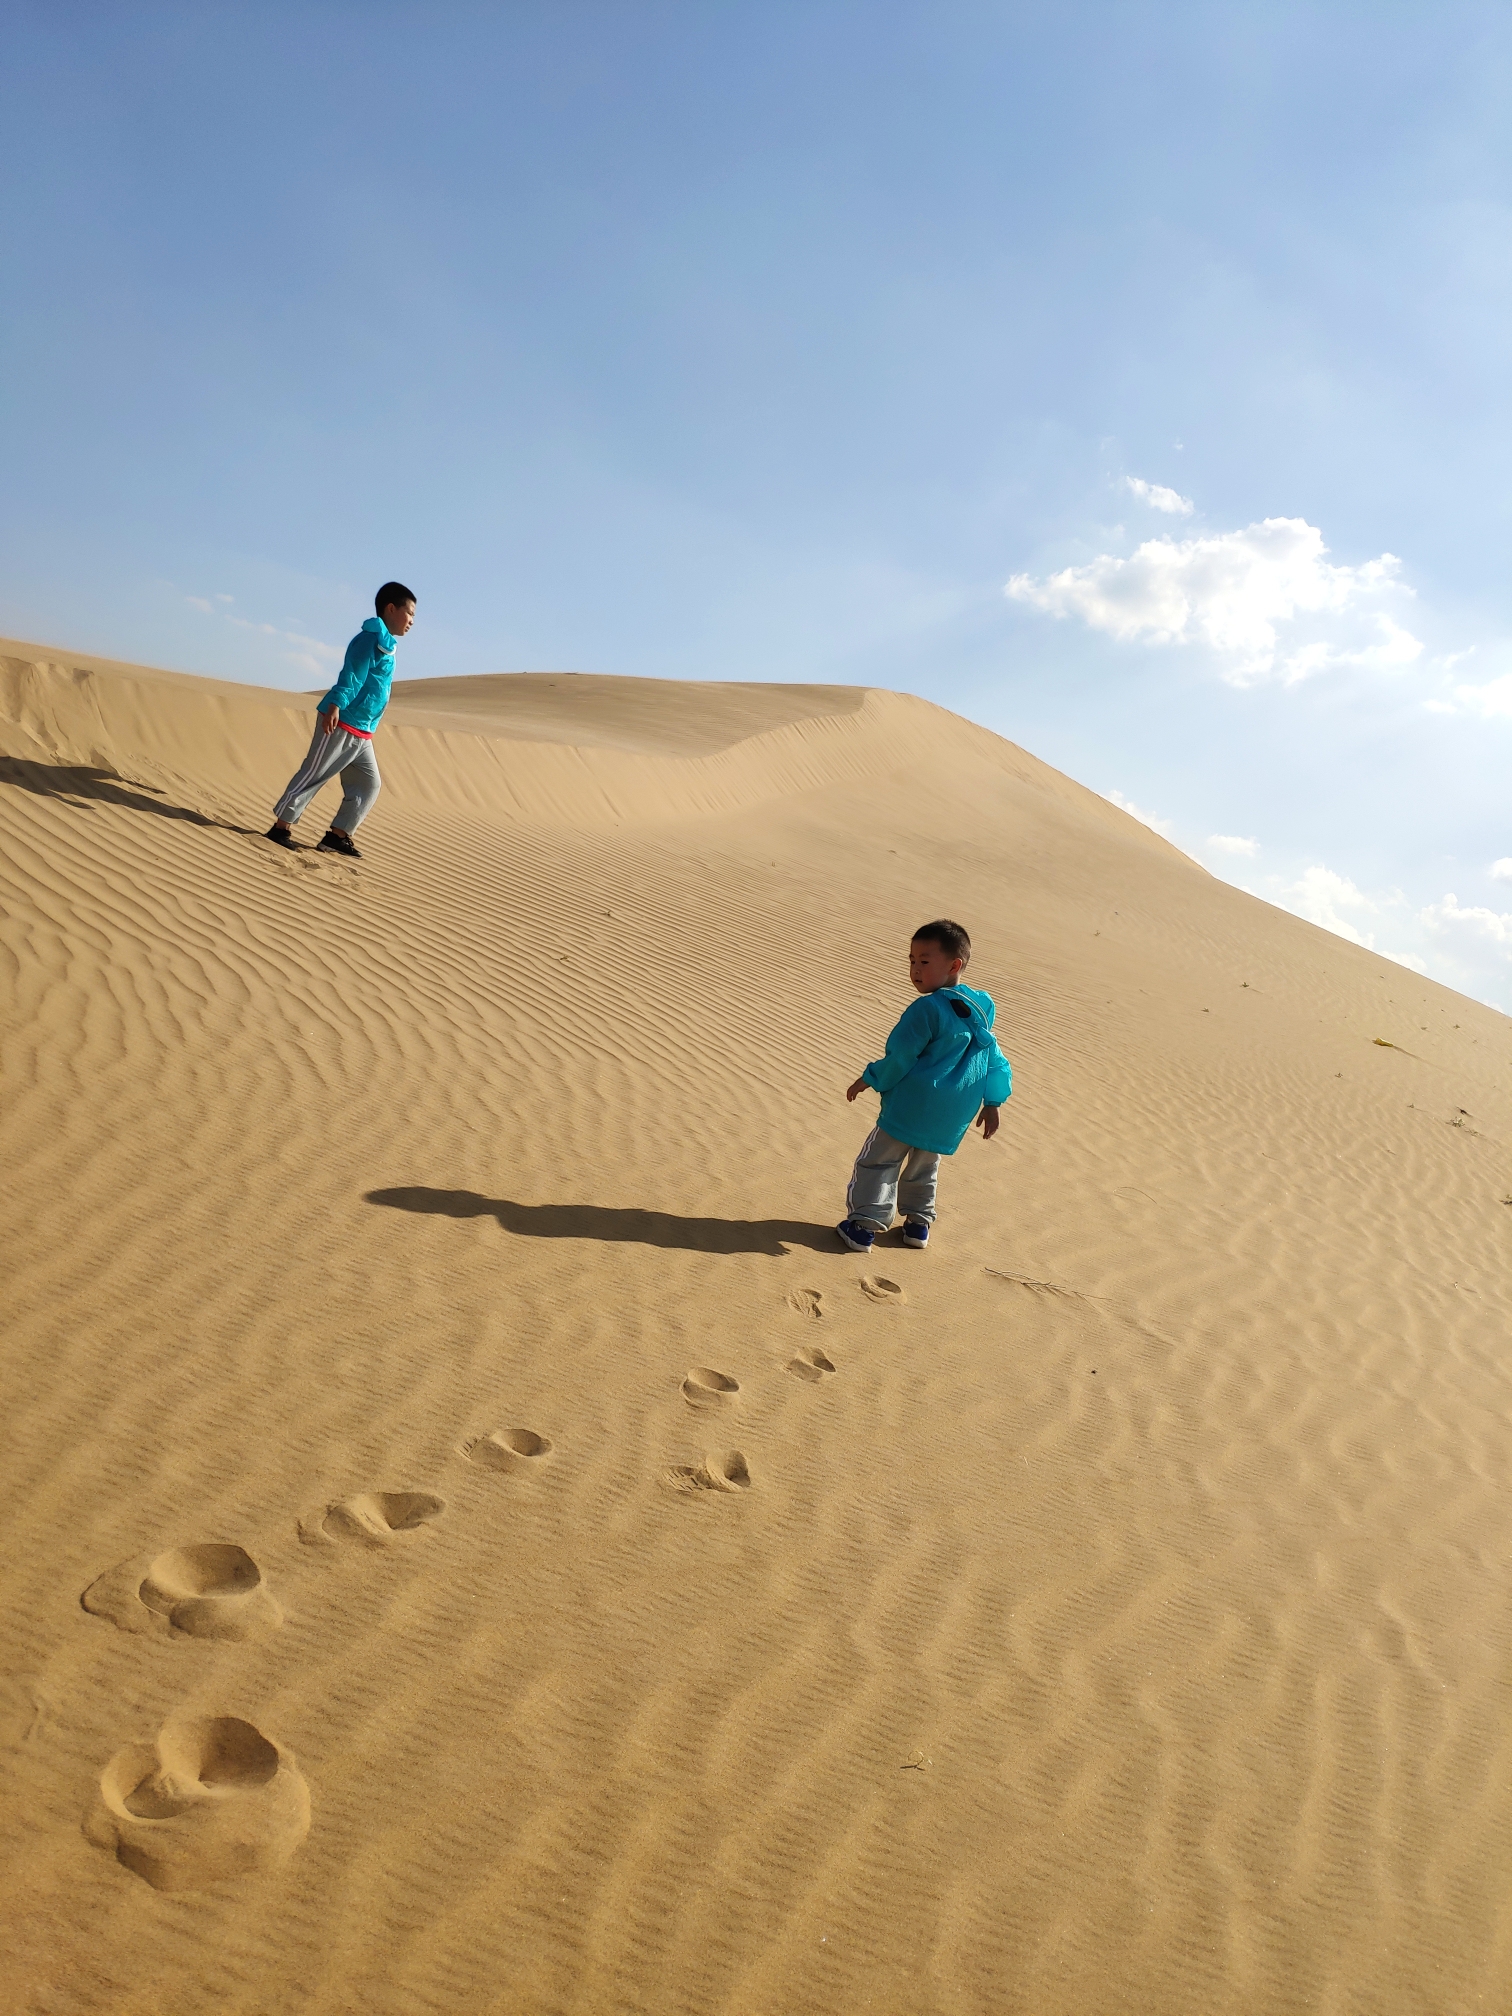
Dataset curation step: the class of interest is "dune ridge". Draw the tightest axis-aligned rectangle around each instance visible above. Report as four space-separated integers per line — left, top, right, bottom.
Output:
3 636 1512 2014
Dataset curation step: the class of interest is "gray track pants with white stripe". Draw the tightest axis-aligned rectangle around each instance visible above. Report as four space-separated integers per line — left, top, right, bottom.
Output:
846 1125 942 1228
272 724 381 831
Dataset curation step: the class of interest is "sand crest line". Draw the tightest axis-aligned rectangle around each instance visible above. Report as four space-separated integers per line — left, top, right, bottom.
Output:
984 1266 1109 1302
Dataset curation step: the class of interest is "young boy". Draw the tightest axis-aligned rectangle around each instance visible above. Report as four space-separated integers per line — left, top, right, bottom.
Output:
265 583 416 858
837 919 1011 1254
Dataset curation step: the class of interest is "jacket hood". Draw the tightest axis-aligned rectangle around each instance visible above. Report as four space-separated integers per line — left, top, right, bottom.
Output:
936 984 993 1039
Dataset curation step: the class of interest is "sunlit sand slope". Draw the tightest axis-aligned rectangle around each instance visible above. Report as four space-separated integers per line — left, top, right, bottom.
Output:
3 636 1512 2016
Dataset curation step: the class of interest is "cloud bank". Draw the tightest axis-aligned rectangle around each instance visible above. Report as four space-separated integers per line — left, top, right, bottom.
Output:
1281 864 1380 947
1102 788 1174 836
186 594 340 680
1007 515 1422 686
1420 892 1512 949
1446 671 1512 718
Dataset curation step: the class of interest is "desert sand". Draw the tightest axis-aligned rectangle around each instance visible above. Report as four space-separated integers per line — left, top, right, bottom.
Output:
3 635 1511 2015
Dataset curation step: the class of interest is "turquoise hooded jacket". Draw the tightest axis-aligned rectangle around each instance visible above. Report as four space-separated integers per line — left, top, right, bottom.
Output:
860 982 1012 1155
318 616 397 735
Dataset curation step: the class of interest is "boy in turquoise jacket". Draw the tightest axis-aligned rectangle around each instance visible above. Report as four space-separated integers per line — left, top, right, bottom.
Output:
266 582 415 858
837 919 1011 1254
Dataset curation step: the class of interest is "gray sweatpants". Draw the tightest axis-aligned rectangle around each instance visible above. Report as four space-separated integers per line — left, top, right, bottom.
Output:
273 725 381 831
846 1125 942 1229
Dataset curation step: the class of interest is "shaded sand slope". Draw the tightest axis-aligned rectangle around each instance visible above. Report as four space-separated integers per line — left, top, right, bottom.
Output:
3 636 1512 2016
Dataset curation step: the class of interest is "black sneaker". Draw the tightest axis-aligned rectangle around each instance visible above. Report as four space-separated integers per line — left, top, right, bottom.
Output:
316 830 362 858
836 1218 877 1254
265 823 298 849
902 1219 930 1249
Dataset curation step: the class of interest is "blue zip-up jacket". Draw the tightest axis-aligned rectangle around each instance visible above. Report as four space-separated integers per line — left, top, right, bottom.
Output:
318 616 397 735
860 982 1012 1154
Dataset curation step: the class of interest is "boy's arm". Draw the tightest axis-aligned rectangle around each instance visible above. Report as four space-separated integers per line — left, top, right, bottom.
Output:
858 998 935 1095
972 1042 1012 1138
983 1046 1012 1107
317 633 373 728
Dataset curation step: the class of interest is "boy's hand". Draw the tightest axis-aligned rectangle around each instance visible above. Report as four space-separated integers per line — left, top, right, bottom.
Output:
318 704 340 735
976 1104 1000 1140
845 1076 868 1102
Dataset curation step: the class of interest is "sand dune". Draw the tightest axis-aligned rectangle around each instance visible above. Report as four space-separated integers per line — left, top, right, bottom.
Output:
3 635 1512 2014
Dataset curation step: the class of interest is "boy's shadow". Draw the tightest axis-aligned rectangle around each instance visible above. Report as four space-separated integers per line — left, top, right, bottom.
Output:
0 758 254 834
365 1187 837 1257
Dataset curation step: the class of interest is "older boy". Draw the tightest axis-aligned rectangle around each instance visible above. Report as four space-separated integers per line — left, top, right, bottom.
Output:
265 582 416 858
837 919 1011 1254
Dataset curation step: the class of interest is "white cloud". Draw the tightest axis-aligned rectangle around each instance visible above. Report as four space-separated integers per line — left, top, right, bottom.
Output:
1279 864 1380 947
1103 788 1173 837
1449 672 1512 718
1490 859 1512 883
1007 516 1422 686
186 592 340 678
1420 892 1512 950
1126 476 1194 516
229 618 341 678
1271 865 1428 970
1206 833 1259 857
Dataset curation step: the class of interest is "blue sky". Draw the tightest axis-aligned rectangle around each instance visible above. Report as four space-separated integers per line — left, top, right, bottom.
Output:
7 3 1512 1003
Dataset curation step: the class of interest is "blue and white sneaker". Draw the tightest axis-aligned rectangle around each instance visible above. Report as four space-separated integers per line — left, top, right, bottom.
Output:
902 1219 930 1249
836 1218 876 1254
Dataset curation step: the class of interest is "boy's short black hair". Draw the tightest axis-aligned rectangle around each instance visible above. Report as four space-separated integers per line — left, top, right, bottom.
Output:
376 581 416 616
912 918 971 963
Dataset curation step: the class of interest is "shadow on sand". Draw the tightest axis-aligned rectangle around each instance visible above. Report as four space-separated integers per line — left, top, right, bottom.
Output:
365 1186 837 1257
0 759 254 834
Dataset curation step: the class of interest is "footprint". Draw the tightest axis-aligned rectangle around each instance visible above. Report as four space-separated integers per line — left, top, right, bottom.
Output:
82 1543 282 1641
462 1428 553 1471
787 1345 837 1383
680 1368 740 1411
786 1288 825 1320
663 1449 752 1495
859 1275 906 1304
0 1678 54 1750
139 1545 283 1641
298 1490 445 1548
88 1715 310 1891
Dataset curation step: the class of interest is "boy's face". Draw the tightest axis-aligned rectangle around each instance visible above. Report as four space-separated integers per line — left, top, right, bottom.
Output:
910 937 966 993
383 600 417 636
